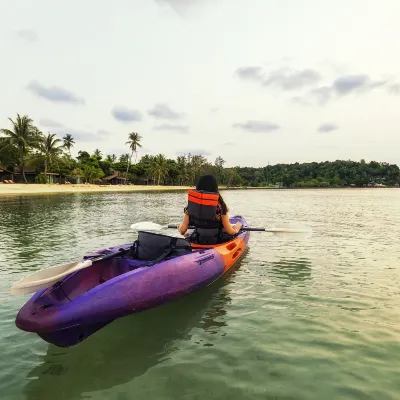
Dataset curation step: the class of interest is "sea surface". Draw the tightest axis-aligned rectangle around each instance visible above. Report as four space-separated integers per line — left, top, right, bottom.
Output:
0 188 399 400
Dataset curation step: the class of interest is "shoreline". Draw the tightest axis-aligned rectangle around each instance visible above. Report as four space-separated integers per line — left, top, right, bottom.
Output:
0 183 397 197
0 183 197 197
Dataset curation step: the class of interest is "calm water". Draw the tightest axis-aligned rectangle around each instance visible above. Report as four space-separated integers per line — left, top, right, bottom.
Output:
1 189 400 400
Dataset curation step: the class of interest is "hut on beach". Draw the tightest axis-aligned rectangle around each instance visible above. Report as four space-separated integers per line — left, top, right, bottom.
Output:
0 165 14 183
138 177 156 185
0 165 67 183
16 168 62 183
102 171 127 185
0 167 40 183
70 169 84 184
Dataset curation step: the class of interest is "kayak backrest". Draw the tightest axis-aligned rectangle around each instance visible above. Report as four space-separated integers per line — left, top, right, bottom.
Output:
130 231 192 262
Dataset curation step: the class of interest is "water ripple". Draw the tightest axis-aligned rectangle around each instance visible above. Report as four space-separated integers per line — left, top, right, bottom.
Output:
1 189 400 399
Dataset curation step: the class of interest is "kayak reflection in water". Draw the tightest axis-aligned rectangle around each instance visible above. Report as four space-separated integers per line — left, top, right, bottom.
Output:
177 174 242 245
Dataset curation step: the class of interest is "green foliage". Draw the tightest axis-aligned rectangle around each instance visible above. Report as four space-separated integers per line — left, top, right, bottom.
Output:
81 164 104 183
35 174 48 184
1 113 399 188
93 149 102 160
37 133 64 174
62 134 75 155
0 114 42 182
77 151 90 163
99 159 113 177
235 160 400 187
0 138 19 168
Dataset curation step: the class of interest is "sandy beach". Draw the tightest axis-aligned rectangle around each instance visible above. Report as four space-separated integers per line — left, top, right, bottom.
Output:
1 184 391 197
0 183 196 196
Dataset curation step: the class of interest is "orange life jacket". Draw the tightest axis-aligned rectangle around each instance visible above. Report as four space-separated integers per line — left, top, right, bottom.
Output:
186 189 223 244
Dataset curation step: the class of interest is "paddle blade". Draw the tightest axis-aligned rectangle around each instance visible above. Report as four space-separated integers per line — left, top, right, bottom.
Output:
9 259 92 295
267 223 312 239
11 281 64 295
130 221 166 232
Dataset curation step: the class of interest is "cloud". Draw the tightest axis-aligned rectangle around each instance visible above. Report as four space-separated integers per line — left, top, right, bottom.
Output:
39 118 64 128
318 123 339 133
51 128 110 142
97 129 112 136
236 63 400 106
317 145 340 149
235 66 264 82
17 29 38 42
154 0 216 15
309 74 392 105
27 81 85 105
291 96 311 106
111 106 142 122
310 86 332 105
53 128 92 141
176 149 212 156
332 74 377 95
148 103 183 120
233 120 280 133
154 124 189 133
236 66 321 90
263 68 322 90
388 83 400 94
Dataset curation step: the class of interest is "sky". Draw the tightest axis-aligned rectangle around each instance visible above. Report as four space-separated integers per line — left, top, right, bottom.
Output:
1 0 400 168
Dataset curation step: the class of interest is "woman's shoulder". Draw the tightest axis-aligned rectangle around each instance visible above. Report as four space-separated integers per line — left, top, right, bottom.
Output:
217 202 228 215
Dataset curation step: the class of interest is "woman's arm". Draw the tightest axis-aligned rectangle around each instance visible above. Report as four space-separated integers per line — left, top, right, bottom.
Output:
221 214 242 235
177 214 190 235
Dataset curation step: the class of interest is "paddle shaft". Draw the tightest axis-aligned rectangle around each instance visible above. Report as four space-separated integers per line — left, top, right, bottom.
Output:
167 225 312 233
169 225 271 232
84 248 128 263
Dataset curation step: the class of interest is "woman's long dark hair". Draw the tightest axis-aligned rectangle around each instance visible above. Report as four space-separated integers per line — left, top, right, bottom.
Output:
195 174 228 214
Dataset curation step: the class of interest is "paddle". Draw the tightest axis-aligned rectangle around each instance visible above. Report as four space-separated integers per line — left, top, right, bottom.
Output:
9 248 128 295
11 221 312 295
131 221 312 236
169 225 311 234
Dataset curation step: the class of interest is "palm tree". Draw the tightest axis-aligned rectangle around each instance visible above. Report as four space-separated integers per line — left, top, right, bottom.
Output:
0 114 41 183
62 134 75 157
106 154 117 163
152 154 168 185
119 153 129 163
176 155 189 185
93 148 102 159
125 132 142 180
81 164 104 184
39 133 64 177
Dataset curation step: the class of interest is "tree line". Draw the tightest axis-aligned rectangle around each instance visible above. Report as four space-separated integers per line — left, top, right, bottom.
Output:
1 113 399 187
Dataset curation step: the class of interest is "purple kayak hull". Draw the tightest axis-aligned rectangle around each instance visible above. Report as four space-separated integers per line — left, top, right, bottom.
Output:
15 216 250 347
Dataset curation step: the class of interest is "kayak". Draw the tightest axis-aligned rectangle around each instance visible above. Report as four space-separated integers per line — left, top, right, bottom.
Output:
15 215 250 347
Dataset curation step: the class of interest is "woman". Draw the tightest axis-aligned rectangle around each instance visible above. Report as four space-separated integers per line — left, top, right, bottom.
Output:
177 174 242 237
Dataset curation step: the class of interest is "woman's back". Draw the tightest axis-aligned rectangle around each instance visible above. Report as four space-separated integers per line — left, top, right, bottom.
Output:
177 175 242 243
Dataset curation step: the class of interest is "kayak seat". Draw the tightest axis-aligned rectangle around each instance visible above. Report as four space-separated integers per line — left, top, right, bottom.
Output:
127 231 192 264
188 228 236 245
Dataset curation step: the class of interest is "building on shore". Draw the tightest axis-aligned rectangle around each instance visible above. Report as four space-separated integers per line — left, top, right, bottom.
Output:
0 166 67 184
102 171 128 185
0 165 14 182
70 169 84 184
